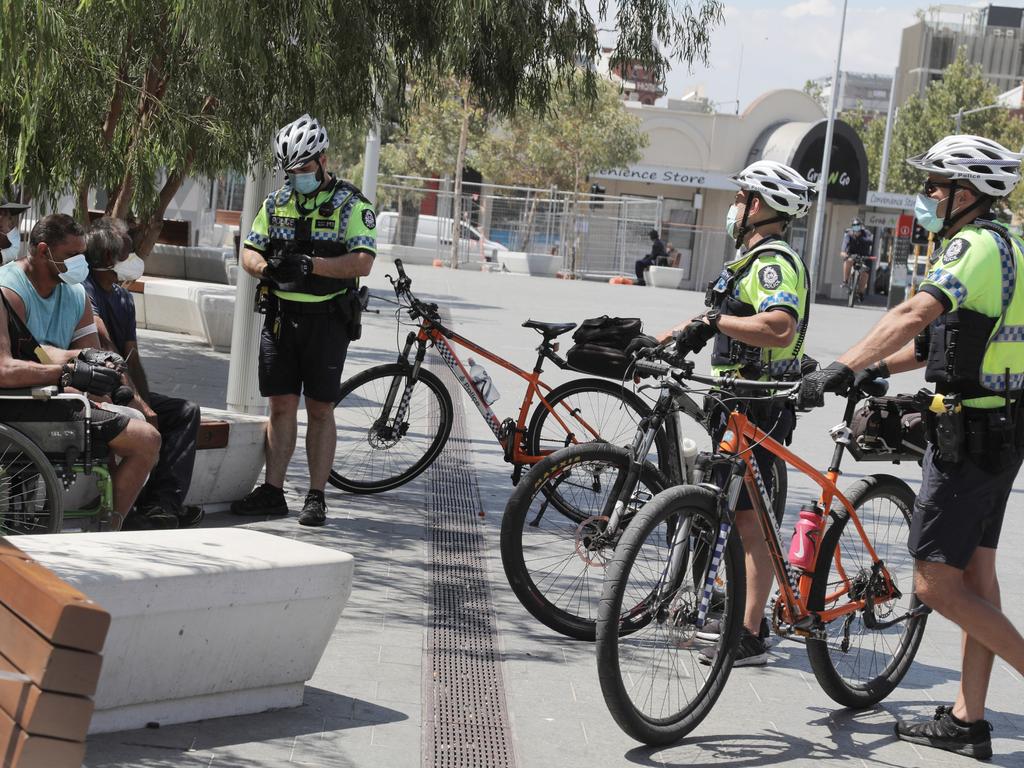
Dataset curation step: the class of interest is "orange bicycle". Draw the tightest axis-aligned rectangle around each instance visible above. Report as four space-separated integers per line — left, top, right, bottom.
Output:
330 260 669 493
596 357 929 745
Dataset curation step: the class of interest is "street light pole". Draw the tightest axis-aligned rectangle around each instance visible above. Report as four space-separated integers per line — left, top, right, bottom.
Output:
807 0 848 303
878 66 899 193
951 102 1006 133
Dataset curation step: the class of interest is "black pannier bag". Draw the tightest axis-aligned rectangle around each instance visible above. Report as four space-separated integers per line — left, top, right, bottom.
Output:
566 316 643 379
848 396 927 463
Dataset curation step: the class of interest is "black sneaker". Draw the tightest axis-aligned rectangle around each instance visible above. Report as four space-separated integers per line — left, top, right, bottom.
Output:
122 505 180 531
696 616 770 643
177 505 205 528
230 483 289 517
895 706 993 760
698 628 768 667
297 490 327 527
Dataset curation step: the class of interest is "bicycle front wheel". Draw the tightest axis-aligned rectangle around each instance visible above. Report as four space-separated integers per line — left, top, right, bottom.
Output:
806 474 926 707
527 377 674 466
500 442 669 641
597 485 745 745
0 424 64 535
330 364 454 493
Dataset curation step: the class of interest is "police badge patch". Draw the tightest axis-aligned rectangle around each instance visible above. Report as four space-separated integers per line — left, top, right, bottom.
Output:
941 238 969 264
758 265 783 290
362 209 376 229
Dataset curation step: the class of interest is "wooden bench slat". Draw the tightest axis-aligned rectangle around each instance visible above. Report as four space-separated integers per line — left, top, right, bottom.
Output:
0 603 101 698
0 707 85 768
196 420 230 450
0 541 109 653
0 655 93 742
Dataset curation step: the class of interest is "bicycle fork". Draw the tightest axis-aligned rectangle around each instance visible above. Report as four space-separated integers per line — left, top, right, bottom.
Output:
382 333 427 430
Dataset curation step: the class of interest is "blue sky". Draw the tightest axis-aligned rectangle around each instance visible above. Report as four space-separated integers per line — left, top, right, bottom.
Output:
599 1 987 109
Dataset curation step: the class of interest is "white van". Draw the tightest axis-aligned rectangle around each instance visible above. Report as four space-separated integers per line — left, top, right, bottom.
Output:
376 212 507 261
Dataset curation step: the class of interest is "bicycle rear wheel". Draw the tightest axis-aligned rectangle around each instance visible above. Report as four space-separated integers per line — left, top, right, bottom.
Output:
806 474 926 707
500 442 669 640
330 364 454 493
0 424 63 535
597 485 745 745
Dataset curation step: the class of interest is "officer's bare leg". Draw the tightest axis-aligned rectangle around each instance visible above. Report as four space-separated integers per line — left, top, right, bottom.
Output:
842 258 852 284
734 507 774 634
951 547 1000 721
266 394 300 487
915 558 1024 692
304 397 335 492
857 269 869 295
106 420 162 528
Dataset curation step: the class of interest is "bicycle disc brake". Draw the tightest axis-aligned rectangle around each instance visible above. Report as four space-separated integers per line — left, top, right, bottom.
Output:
574 515 612 567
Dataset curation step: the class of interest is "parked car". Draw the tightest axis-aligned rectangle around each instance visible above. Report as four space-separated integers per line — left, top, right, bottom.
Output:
376 212 508 261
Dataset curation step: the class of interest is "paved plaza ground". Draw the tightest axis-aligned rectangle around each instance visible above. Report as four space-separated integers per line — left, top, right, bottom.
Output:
83 262 1024 767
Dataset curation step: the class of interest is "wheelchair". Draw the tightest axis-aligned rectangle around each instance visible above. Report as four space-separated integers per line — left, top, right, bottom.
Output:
0 387 115 535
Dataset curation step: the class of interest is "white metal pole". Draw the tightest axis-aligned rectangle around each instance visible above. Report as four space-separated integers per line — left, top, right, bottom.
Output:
361 119 381 205
878 66 899 193
226 161 280 415
807 0 848 303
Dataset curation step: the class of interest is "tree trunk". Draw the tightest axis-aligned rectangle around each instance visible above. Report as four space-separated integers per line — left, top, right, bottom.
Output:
135 161 191 258
112 56 170 219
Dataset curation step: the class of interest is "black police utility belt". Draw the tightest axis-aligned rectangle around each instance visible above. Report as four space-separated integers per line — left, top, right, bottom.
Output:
704 238 809 380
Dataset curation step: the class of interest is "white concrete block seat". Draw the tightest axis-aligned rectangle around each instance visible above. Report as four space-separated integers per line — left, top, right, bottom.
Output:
648 265 686 289
14 529 355 734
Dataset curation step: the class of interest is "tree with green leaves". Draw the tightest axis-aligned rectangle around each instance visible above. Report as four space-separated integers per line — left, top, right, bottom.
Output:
0 0 723 256
848 49 1024 216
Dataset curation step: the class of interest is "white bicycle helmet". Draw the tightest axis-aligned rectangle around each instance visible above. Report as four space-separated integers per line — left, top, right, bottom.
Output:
273 114 330 170
731 160 812 219
906 134 1021 198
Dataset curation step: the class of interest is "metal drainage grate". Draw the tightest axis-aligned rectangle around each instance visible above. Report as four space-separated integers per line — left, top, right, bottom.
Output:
423 331 516 768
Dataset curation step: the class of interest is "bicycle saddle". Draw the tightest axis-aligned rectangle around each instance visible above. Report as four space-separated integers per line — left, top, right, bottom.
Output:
522 320 577 339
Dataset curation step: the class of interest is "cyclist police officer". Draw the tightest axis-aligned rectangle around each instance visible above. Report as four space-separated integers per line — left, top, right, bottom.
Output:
840 217 874 302
234 114 376 526
802 135 1024 760
631 160 814 666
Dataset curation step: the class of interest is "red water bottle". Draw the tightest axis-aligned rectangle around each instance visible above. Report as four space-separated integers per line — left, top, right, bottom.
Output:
788 503 823 572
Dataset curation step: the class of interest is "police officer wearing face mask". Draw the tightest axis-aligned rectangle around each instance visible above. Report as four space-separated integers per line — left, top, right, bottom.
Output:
0 196 29 264
841 217 874 301
84 217 202 530
801 135 1024 760
627 160 814 667
234 114 376 527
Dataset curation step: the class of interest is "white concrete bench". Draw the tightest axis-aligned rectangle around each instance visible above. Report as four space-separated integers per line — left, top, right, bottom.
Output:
498 251 561 277
58 407 266 514
14 529 354 734
648 265 687 289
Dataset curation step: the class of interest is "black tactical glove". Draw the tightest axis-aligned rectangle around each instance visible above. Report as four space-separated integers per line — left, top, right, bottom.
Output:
625 334 660 358
798 361 855 409
853 360 890 389
77 347 126 374
60 359 121 396
673 318 717 356
264 252 314 285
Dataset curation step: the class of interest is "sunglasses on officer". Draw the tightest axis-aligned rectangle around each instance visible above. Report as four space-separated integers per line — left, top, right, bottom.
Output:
922 179 954 196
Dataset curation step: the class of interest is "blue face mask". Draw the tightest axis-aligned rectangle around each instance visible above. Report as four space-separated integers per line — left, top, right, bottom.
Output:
289 170 320 195
914 193 944 233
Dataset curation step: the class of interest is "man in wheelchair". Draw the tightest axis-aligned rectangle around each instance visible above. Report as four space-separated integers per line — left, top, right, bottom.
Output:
0 213 160 531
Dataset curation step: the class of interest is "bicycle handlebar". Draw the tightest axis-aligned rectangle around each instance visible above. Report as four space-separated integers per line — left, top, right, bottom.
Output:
633 357 800 398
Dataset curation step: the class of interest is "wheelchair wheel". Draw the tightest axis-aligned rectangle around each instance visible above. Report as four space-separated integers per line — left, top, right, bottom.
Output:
0 424 63 535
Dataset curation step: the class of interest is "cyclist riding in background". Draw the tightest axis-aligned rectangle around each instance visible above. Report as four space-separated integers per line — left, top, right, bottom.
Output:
841 217 874 302
628 159 814 667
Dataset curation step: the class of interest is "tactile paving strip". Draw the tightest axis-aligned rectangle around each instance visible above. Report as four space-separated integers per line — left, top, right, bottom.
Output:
423 320 516 768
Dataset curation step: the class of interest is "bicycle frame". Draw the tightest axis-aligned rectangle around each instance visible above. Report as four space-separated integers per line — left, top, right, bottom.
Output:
718 406 895 633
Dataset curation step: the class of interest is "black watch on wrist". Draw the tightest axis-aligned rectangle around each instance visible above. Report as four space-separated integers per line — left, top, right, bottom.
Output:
59 362 72 388
703 310 721 332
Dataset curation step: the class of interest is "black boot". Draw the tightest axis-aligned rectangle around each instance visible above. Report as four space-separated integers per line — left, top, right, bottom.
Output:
230 483 289 517
298 490 327 527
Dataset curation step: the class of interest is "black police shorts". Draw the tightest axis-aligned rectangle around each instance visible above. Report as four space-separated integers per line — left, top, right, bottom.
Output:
909 443 1022 569
0 398 130 447
259 307 351 403
710 400 794 510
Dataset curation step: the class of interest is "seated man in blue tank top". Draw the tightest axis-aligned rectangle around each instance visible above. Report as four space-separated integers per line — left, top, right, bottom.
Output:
0 214 160 531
